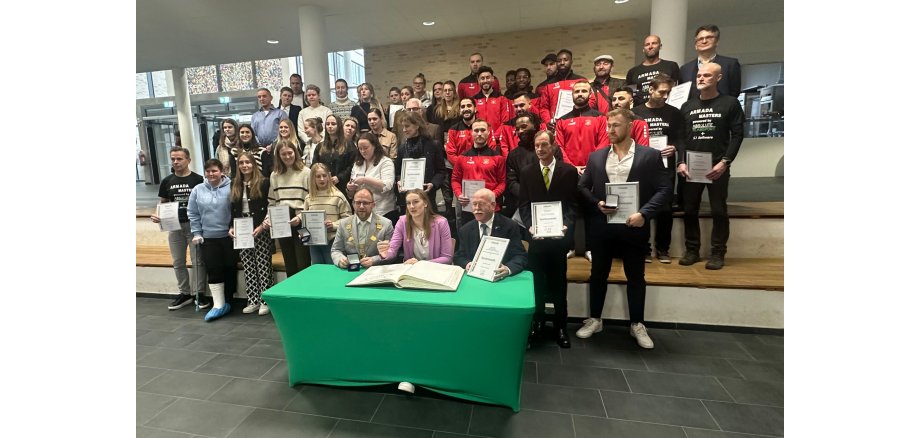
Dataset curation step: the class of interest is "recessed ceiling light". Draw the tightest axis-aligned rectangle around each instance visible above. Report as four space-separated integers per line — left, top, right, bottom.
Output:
267 39 279 44
614 0 629 4
422 21 435 26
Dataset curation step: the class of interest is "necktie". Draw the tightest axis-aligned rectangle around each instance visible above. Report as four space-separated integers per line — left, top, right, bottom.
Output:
480 223 489 238
542 166 550 189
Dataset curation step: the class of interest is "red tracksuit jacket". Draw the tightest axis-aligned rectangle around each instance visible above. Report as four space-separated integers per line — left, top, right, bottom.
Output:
451 147 506 211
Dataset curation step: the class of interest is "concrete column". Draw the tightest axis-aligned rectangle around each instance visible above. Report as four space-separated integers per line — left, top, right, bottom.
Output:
650 0 688 64
171 67 202 173
299 5 330 101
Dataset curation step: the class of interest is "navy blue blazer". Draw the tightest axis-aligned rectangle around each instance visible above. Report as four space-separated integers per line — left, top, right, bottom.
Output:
454 212 528 275
679 54 742 99
577 144 670 224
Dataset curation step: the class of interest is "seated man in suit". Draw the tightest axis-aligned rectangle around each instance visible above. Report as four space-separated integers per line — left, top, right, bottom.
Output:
575 108 670 349
331 188 395 268
454 188 527 281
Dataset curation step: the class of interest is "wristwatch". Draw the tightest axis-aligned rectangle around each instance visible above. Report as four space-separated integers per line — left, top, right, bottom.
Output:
720 158 732 166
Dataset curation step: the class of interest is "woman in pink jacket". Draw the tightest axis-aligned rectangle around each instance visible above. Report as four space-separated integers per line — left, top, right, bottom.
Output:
381 189 453 264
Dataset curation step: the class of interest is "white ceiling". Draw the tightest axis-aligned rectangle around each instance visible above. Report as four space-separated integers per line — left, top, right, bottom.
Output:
136 0 783 73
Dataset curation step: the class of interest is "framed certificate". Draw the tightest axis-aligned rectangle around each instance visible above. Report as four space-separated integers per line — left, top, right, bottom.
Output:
531 201 564 238
268 205 292 239
233 217 255 249
400 158 426 191
461 179 486 213
605 182 639 224
468 236 510 282
300 210 328 245
686 151 713 184
666 81 691 109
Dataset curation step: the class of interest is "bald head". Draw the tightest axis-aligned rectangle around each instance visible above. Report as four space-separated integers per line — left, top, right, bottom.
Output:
643 35 663 60
696 63 723 96
471 188 496 223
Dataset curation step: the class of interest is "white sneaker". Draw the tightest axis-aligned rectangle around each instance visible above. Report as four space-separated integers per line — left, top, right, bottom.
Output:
585 251 593 262
243 303 260 314
258 303 270 315
397 382 415 393
629 322 655 349
566 250 575 259
576 318 603 339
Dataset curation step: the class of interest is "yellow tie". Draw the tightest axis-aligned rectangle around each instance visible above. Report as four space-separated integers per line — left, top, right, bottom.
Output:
542 166 550 189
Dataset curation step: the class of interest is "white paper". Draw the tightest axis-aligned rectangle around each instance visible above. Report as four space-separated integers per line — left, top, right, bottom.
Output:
686 151 713 184
666 81 691 109
531 201 564 238
605 182 639 224
461 179 486 213
388 104 403 127
156 202 181 232
400 158 426 191
468 236 510 282
649 136 669 168
553 89 574 120
268 205 293 238
300 210 328 245
233 217 255 249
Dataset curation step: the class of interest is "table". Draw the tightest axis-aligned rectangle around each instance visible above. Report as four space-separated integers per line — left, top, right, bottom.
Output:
262 264 535 411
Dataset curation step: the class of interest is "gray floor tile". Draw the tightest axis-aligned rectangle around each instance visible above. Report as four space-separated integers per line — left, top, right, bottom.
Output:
209 377 299 410
138 328 151 338
573 415 687 438
572 326 670 352
137 392 177 425
469 405 574 438
184 335 260 356
145 398 253 437
138 370 232 400
624 370 732 401
677 330 764 344
194 353 279 379
520 382 606 417
703 401 784 436
137 348 218 372
642 353 743 378
717 377 783 407
684 427 775 438
432 433 469 438
137 315 185 332
727 360 783 385
560 347 647 371
137 330 181 347
329 420 434 438
226 408 337 438
241 338 285 359
756 335 784 347
137 366 168 389
178 320 245 336
522 362 537 383
285 384 385 421
536 362 629 391
657 337 754 360
136 426 194 438
227 323 281 340
739 342 783 362
149 331 205 349
600 390 718 429
371 394 472 434
137 345 156 361
524 342 561 364
260 360 290 383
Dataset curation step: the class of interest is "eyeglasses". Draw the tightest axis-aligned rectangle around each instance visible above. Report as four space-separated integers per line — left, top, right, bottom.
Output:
353 201 373 206
407 107 422 112
695 35 716 42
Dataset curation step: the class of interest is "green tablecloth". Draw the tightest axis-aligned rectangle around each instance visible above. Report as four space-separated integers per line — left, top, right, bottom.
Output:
262 264 535 411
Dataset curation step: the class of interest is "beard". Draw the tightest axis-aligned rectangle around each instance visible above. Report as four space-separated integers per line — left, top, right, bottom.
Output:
518 130 536 145
574 96 588 106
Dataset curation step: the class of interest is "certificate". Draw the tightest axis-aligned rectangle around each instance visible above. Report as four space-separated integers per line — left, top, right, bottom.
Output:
300 210 328 245
233 217 254 249
605 182 639 224
400 158 426 191
553 89 574 120
156 202 181 232
461 179 486 213
648 135 669 168
531 201 564 238
268 205 292 239
666 81 691 109
388 104 403 127
468 236 510 282
686 151 713 184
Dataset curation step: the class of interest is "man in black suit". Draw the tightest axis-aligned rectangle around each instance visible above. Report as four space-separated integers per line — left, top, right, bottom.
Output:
278 86 302 125
519 130 579 348
679 24 741 99
454 188 527 281
575 108 670 349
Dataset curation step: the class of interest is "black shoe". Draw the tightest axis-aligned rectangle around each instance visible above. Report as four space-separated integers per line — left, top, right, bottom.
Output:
168 294 194 310
196 296 212 310
679 252 700 266
530 320 545 340
705 254 725 270
671 202 683 212
556 328 571 348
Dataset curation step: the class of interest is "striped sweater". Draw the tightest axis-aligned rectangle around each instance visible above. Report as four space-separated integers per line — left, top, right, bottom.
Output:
268 168 312 217
304 190 353 242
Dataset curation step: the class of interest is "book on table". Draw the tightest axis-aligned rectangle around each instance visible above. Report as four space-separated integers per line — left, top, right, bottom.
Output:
346 260 464 291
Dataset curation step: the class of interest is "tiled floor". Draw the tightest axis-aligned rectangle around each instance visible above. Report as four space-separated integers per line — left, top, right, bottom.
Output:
136 297 783 438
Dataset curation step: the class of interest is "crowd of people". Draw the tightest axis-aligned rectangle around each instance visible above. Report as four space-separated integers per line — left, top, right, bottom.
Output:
154 25 744 350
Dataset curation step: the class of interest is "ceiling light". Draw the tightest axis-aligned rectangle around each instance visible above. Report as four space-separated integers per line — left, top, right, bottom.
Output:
422 21 435 26
267 39 279 44
614 0 629 4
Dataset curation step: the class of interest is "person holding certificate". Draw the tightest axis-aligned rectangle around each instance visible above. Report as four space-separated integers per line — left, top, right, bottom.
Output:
394 111 447 213
576 109 670 349
518 130 579 348
187 159 238 322
264 140 312 278
454 188 527 280
303 162 353 265
229 152 273 315
380 189 453 265
451 119 506 228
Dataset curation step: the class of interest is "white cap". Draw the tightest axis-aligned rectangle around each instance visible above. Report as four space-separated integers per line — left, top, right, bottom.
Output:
594 54 614 63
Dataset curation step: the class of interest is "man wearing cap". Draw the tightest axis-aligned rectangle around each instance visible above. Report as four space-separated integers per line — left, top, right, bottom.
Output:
679 25 742 99
533 53 559 129
542 49 587 126
588 54 627 115
627 35 681 104
458 52 502 100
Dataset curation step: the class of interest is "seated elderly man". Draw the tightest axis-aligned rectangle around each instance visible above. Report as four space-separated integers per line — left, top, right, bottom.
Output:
453 188 527 281
331 188 395 268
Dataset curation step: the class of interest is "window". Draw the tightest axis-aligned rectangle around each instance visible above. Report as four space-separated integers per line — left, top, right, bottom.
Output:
255 59 283 90
219 62 254 92
186 65 218 94
136 73 151 99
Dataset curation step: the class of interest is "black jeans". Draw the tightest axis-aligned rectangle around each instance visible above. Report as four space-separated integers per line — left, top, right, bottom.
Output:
528 240 569 327
682 170 730 255
587 219 648 323
201 237 239 295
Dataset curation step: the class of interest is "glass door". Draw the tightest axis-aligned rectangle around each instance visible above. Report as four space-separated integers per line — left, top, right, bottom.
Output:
143 118 179 184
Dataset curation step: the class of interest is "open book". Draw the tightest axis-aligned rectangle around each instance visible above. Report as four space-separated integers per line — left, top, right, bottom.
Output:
346 260 464 292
